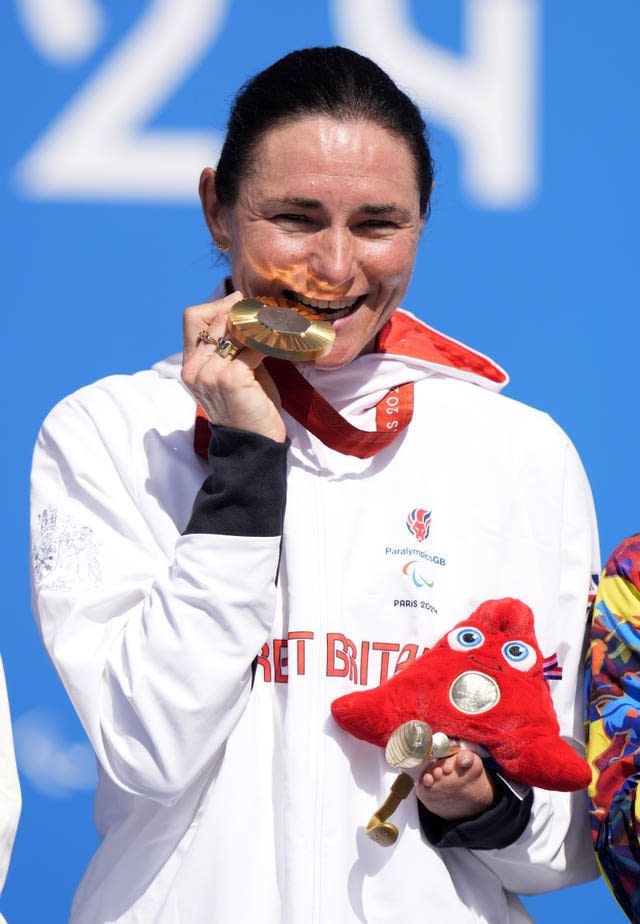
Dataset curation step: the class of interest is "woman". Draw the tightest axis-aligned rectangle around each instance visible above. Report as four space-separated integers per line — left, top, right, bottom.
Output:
31 46 599 923
587 533 640 922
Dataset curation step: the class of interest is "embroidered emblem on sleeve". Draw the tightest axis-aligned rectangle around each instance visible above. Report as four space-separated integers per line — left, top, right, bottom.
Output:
33 506 101 592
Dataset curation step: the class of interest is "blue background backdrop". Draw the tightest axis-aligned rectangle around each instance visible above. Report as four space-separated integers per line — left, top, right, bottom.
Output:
2 1 637 920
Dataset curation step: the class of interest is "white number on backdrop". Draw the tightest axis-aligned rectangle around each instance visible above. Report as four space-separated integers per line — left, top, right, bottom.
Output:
16 0 107 65
14 0 228 201
331 0 539 208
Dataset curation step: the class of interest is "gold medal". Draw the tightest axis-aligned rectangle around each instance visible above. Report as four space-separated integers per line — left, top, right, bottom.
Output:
227 296 336 362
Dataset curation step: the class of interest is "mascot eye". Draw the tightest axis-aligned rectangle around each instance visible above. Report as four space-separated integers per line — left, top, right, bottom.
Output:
502 640 537 671
448 626 485 650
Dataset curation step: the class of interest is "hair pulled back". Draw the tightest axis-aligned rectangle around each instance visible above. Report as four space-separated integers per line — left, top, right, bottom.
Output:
215 46 434 218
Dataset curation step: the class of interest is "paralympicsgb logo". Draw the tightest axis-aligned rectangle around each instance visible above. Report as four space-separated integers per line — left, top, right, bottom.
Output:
406 507 432 542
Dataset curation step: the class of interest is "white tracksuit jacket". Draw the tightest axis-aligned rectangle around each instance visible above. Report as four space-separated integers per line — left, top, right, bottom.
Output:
0 656 20 924
30 308 599 923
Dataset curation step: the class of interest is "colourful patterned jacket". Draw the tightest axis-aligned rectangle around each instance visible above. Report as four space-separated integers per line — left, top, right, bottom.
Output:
587 533 640 922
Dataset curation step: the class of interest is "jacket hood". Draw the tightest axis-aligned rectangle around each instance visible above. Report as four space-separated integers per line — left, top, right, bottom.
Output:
376 308 508 392
152 299 508 399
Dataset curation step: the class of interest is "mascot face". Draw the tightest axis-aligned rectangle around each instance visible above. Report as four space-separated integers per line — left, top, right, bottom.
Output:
443 622 539 714
331 597 591 792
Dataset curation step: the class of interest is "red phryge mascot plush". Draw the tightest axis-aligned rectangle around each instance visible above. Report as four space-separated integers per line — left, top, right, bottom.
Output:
331 597 591 792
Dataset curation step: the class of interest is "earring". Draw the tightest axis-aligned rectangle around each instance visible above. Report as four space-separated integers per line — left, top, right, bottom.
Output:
215 238 231 254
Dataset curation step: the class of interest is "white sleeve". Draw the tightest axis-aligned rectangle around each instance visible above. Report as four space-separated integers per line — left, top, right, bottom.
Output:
0 656 20 899
472 438 600 892
30 392 281 806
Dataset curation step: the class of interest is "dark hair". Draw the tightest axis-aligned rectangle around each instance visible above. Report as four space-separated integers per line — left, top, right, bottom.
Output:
215 46 434 218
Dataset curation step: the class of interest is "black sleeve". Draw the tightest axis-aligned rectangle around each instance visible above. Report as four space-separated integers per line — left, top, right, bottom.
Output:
417 774 533 850
183 424 289 537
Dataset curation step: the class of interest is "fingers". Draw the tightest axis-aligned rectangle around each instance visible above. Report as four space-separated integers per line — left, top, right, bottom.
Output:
454 751 475 771
183 290 273 376
180 291 287 442
182 290 243 362
418 749 480 789
415 750 497 820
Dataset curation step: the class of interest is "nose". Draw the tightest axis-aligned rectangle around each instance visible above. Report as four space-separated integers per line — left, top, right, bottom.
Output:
307 226 356 289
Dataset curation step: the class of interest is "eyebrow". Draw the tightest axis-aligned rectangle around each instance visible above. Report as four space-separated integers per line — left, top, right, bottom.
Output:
361 203 409 217
271 196 322 209
265 197 412 219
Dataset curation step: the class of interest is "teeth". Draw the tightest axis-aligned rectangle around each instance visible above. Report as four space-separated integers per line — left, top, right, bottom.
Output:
280 289 363 320
284 291 361 320
298 295 357 312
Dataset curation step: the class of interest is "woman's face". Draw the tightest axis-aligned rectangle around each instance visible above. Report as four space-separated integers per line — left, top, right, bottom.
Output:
202 116 425 369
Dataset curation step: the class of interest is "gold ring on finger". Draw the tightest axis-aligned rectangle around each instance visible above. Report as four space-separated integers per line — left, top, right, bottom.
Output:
197 329 218 346
214 337 241 360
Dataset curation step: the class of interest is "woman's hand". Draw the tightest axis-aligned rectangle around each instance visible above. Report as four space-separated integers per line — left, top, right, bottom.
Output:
181 291 287 443
415 749 498 821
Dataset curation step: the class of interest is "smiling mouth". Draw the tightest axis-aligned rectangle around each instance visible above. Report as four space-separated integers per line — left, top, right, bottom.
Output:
282 289 365 320
470 656 502 672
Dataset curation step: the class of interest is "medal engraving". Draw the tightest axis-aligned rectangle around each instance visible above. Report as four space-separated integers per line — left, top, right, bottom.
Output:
449 671 500 714
228 297 336 361
256 305 311 334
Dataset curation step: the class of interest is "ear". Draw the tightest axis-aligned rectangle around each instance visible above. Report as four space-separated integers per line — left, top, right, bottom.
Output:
199 167 230 243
